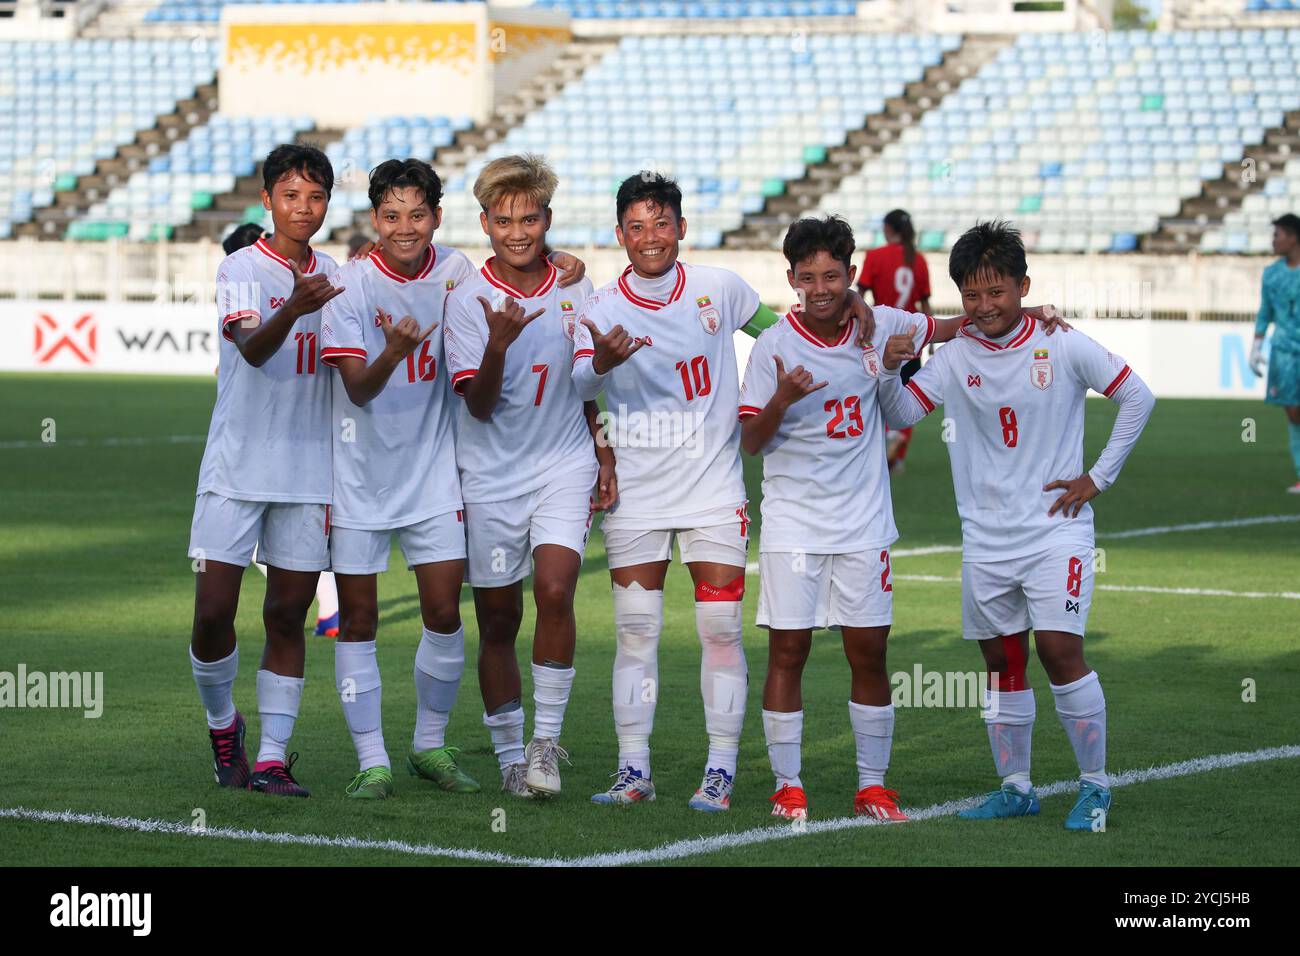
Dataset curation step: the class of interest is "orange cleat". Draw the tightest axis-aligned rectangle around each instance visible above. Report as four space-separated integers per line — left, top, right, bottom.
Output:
854 785 908 821
769 784 809 820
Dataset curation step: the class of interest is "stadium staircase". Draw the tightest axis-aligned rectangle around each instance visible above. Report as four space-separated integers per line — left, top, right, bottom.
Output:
14 78 220 239
1141 106 1300 253
722 32 1013 249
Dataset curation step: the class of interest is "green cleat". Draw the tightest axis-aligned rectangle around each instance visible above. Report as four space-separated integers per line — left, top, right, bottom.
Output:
345 765 395 800
406 745 481 793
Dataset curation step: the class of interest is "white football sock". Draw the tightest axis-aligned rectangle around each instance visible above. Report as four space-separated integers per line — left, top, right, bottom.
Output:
612 583 662 777
849 701 895 789
315 572 338 621
335 640 389 771
483 705 525 770
412 625 464 751
532 662 575 741
1051 671 1109 789
762 709 803 789
698 596 746 777
255 669 303 766
983 687 1036 793
190 646 238 730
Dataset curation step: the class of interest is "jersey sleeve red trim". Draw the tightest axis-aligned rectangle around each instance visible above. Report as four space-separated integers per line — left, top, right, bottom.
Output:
220 310 260 342
572 347 595 366
320 347 366 367
921 313 937 348
738 404 762 420
1102 364 1132 398
451 368 477 394
904 380 935 414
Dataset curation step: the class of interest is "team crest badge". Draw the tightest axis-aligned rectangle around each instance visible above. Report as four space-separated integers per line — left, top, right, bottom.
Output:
1031 360 1053 390
697 296 720 335
560 300 576 340
862 346 881 378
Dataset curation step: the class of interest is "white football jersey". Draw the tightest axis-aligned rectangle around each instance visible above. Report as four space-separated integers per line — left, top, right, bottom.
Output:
899 315 1134 561
741 306 935 553
196 239 337 504
572 262 760 530
444 259 596 504
320 244 473 531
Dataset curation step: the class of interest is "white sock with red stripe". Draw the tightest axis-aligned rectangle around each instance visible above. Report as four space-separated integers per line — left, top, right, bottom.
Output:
190 646 238 730
697 576 747 778
335 640 389 772
762 709 803 789
612 582 662 777
255 669 303 768
1051 671 1109 789
849 701 894 789
984 687 1035 793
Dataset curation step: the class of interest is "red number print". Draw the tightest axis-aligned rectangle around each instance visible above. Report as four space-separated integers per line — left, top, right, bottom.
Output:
880 550 893 592
674 355 711 401
999 406 1018 448
532 363 549 406
405 340 436 383
1066 557 1083 598
824 397 865 439
294 331 317 375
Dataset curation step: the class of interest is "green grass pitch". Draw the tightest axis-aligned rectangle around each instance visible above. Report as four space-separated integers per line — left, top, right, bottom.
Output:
1 372 1297 866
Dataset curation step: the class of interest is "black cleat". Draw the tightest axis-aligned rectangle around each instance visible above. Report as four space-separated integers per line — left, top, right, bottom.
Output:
249 752 310 798
209 711 250 789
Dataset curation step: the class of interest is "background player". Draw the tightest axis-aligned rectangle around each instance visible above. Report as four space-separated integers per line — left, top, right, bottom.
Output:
1249 212 1300 493
188 144 342 798
445 154 615 799
876 220 1155 831
573 174 873 812
320 159 479 800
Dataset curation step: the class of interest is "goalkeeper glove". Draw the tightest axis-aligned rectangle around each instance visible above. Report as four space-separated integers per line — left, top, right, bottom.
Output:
1249 336 1266 377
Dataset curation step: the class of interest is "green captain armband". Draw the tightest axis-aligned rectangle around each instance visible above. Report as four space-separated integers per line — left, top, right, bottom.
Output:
742 303 781 338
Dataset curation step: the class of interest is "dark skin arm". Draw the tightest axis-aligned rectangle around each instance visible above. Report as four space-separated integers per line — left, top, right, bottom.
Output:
230 258 343 368
333 309 435 407
586 400 618 511
740 355 828 456
461 296 544 421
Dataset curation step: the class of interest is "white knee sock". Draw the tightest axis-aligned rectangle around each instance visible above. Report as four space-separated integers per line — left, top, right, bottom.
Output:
483 705 525 770
413 625 464 751
255 668 303 767
762 709 803 789
849 701 895 789
335 640 389 771
983 687 1036 793
1051 671 1109 789
532 662 575 741
697 590 746 778
190 646 238 730
612 583 662 777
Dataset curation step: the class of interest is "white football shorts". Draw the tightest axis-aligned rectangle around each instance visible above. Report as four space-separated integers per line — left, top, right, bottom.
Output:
601 502 750 570
756 548 894 630
961 544 1095 640
188 492 329 573
330 510 467 575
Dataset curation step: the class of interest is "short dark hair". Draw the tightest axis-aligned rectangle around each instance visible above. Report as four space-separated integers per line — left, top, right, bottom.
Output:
782 215 856 273
368 158 443 211
222 222 265 256
948 220 1027 287
616 172 682 225
261 143 333 197
1274 213 1300 241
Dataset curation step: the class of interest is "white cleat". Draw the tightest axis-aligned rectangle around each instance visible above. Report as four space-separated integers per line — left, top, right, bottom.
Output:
524 737 569 797
688 767 734 813
590 766 656 805
501 762 536 799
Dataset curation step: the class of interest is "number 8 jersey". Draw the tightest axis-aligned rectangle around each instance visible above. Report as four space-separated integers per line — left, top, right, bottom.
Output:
572 262 760 530
320 245 474 531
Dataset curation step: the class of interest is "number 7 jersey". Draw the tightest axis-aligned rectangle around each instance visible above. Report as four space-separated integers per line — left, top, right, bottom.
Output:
320 245 474 531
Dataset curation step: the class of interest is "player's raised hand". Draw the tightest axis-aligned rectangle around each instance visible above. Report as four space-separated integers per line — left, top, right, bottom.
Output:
1044 474 1099 518
284 257 344 318
882 325 919 370
380 311 436 358
837 291 876 348
1026 304 1071 336
551 251 587 288
583 319 645 374
480 296 544 353
772 355 828 407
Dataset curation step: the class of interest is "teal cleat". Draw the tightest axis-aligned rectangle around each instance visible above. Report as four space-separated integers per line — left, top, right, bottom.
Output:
957 785 1040 819
1064 782 1112 831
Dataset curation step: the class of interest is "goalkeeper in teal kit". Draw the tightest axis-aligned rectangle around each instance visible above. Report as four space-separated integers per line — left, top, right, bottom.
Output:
1251 213 1300 493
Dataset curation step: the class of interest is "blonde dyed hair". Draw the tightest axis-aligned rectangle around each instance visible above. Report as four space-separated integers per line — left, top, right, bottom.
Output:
473 153 558 213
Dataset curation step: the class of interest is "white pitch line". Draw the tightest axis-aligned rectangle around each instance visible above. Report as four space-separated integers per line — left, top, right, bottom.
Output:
0 434 204 450
891 574 1300 601
2 745 1296 868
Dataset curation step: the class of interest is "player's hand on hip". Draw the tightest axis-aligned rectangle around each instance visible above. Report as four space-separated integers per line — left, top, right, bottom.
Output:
285 258 344 318
882 326 919 370
1026 304 1071 335
481 296 544 353
381 310 436 358
1249 336 1266 377
1044 474 1099 518
772 355 828 407
583 319 645 374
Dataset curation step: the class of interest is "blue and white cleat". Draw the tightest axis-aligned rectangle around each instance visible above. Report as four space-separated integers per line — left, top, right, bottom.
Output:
591 766 656 805
687 767 734 813
1064 781 1112 831
315 612 339 637
957 785 1040 819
